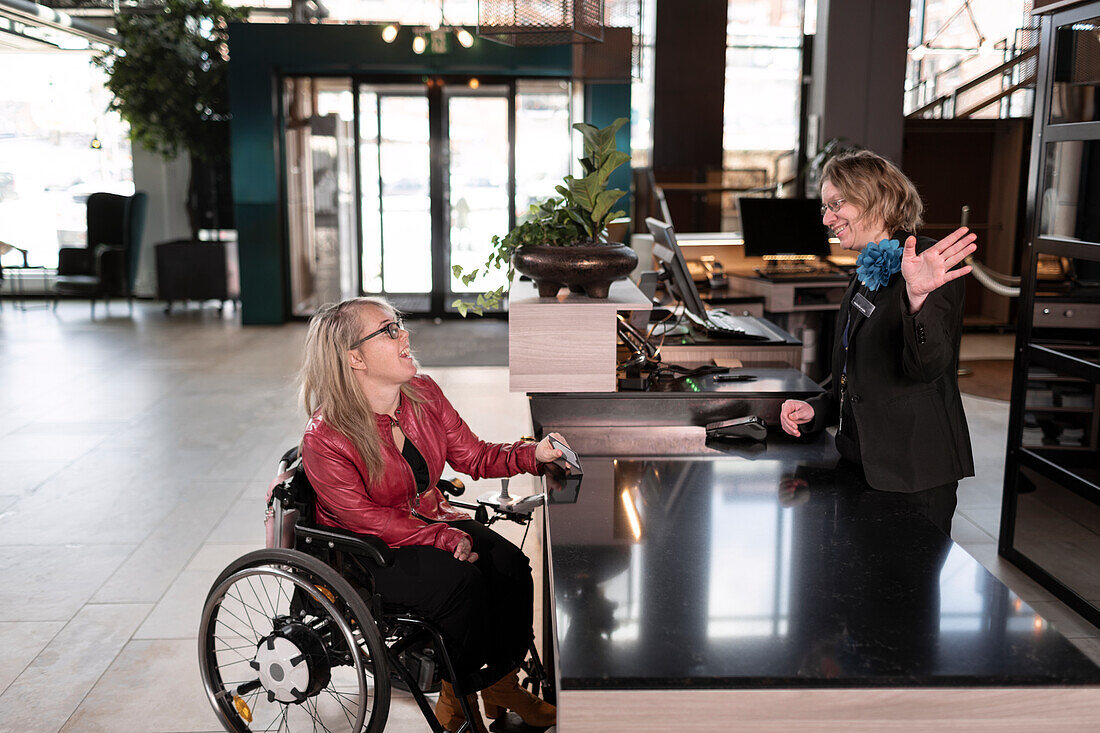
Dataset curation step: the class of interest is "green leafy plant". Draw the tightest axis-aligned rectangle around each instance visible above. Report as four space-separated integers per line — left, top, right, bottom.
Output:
557 117 630 239
452 117 629 315
94 0 248 238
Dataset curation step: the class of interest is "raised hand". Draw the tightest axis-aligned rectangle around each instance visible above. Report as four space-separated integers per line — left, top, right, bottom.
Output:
901 227 977 313
780 399 815 437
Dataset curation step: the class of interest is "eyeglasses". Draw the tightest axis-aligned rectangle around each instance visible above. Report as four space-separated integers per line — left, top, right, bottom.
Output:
820 198 846 216
349 319 405 350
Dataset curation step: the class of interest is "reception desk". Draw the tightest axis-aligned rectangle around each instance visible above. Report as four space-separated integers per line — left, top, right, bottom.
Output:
530 367 820 449
541 433 1100 731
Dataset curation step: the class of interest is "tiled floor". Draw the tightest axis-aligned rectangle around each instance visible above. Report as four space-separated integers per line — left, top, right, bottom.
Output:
0 301 1096 732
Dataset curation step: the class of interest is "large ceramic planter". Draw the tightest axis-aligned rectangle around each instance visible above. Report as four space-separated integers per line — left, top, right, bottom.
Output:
512 242 639 299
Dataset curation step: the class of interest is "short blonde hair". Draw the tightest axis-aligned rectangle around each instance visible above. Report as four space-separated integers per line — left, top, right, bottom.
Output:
823 150 924 234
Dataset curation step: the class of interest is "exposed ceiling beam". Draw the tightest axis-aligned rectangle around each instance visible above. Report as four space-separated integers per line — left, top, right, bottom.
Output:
0 0 117 45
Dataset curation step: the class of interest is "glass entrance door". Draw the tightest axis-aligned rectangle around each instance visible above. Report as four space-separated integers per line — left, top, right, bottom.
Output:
445 86 512 304
283 76 573 317
357 86 432 313
283 77 358 317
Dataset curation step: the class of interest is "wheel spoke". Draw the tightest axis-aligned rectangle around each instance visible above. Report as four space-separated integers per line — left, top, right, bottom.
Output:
232 581 263 633
323 688 359 730
244 575 277 621
276 572 295 612
258 572 283 620
212 638 254 662
214 613 263 654
233 582 278 622
223 589 269 637
213 639 259 655
262 702 286 732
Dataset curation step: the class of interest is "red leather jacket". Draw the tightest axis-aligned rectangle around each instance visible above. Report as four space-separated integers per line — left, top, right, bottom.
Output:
302 375 540 553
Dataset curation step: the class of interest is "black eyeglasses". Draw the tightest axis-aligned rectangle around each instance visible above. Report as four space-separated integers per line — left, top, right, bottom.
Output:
349 319 404 350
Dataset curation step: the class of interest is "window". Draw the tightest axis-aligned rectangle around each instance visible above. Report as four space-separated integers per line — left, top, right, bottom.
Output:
722 0 803 225
906 0 1034 118
0 52 132 269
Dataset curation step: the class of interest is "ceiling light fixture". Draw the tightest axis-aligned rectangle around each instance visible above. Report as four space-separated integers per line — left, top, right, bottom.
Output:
477 0 604 46
388 3 475 56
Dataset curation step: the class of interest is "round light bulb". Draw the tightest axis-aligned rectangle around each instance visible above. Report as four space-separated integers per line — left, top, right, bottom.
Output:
381 24 398 43
468 78 479 89
456 28 474 48
412 34 427 54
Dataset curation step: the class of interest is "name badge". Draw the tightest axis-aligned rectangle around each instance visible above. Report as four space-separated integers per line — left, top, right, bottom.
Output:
852 292 876 318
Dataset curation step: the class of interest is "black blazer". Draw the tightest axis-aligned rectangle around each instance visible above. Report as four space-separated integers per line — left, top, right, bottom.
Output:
806 234 974 493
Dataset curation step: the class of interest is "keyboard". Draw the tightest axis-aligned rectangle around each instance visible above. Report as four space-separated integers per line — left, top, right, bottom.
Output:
754 266 846 281
700 309 771 341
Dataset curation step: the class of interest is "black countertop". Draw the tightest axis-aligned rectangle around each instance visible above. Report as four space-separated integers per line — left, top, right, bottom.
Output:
546 435 1100 690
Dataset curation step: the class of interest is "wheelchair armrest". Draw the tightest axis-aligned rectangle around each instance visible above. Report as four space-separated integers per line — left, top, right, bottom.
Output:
295 522 396 568
280 446 300 467
437 477 465 497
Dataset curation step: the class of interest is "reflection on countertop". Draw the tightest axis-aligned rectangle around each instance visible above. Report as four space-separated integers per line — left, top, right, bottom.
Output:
546 437 1100 690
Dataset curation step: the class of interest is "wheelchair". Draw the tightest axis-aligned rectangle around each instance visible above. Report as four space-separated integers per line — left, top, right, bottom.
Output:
198 447 551 733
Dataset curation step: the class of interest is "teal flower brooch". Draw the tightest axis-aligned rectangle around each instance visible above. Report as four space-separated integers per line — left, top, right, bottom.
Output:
855 239 902 291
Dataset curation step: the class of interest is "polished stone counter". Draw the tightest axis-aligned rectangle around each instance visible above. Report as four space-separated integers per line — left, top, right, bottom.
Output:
545 436 1100 694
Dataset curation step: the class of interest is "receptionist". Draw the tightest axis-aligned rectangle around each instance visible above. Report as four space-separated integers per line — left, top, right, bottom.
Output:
779 149 976 535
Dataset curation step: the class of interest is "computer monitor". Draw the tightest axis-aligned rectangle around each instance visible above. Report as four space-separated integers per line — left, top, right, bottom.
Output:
645 216 709 323
654 185 673 225
737 197 831 260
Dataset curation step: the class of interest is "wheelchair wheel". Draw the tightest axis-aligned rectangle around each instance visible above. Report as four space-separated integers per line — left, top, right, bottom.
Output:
198 548 390 733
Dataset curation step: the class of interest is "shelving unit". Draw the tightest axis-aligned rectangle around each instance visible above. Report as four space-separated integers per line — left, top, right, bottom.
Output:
999 0 1100 628
1022 343 1100 451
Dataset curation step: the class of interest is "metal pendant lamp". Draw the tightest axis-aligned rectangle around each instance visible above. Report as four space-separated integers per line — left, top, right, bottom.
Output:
477 0 605 46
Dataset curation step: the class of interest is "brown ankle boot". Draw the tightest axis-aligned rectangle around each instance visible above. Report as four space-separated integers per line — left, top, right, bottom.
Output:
435 680 490 733
479 669 556 727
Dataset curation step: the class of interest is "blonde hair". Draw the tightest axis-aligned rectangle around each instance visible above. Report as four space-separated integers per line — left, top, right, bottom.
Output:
823 149 924 235
300 296 421 479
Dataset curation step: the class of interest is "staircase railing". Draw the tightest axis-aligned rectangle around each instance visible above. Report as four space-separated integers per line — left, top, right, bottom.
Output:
909 45 1038 119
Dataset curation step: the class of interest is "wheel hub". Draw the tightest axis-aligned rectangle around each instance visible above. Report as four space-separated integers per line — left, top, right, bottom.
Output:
251 621 331 704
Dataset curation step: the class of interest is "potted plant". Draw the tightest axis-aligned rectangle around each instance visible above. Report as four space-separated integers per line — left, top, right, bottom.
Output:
453 117 638 315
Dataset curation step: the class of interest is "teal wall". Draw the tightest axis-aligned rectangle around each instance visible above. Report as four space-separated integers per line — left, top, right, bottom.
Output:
228 23 629 323
585 82 633 225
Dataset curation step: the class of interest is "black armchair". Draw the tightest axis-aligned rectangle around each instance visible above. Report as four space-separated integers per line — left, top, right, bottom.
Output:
54 191 148 317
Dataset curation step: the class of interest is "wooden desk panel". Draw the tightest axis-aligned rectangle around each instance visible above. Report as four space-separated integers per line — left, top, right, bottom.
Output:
508 279 651 393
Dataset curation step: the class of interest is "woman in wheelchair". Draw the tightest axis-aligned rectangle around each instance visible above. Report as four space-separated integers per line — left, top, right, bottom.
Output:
299 296 565 732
